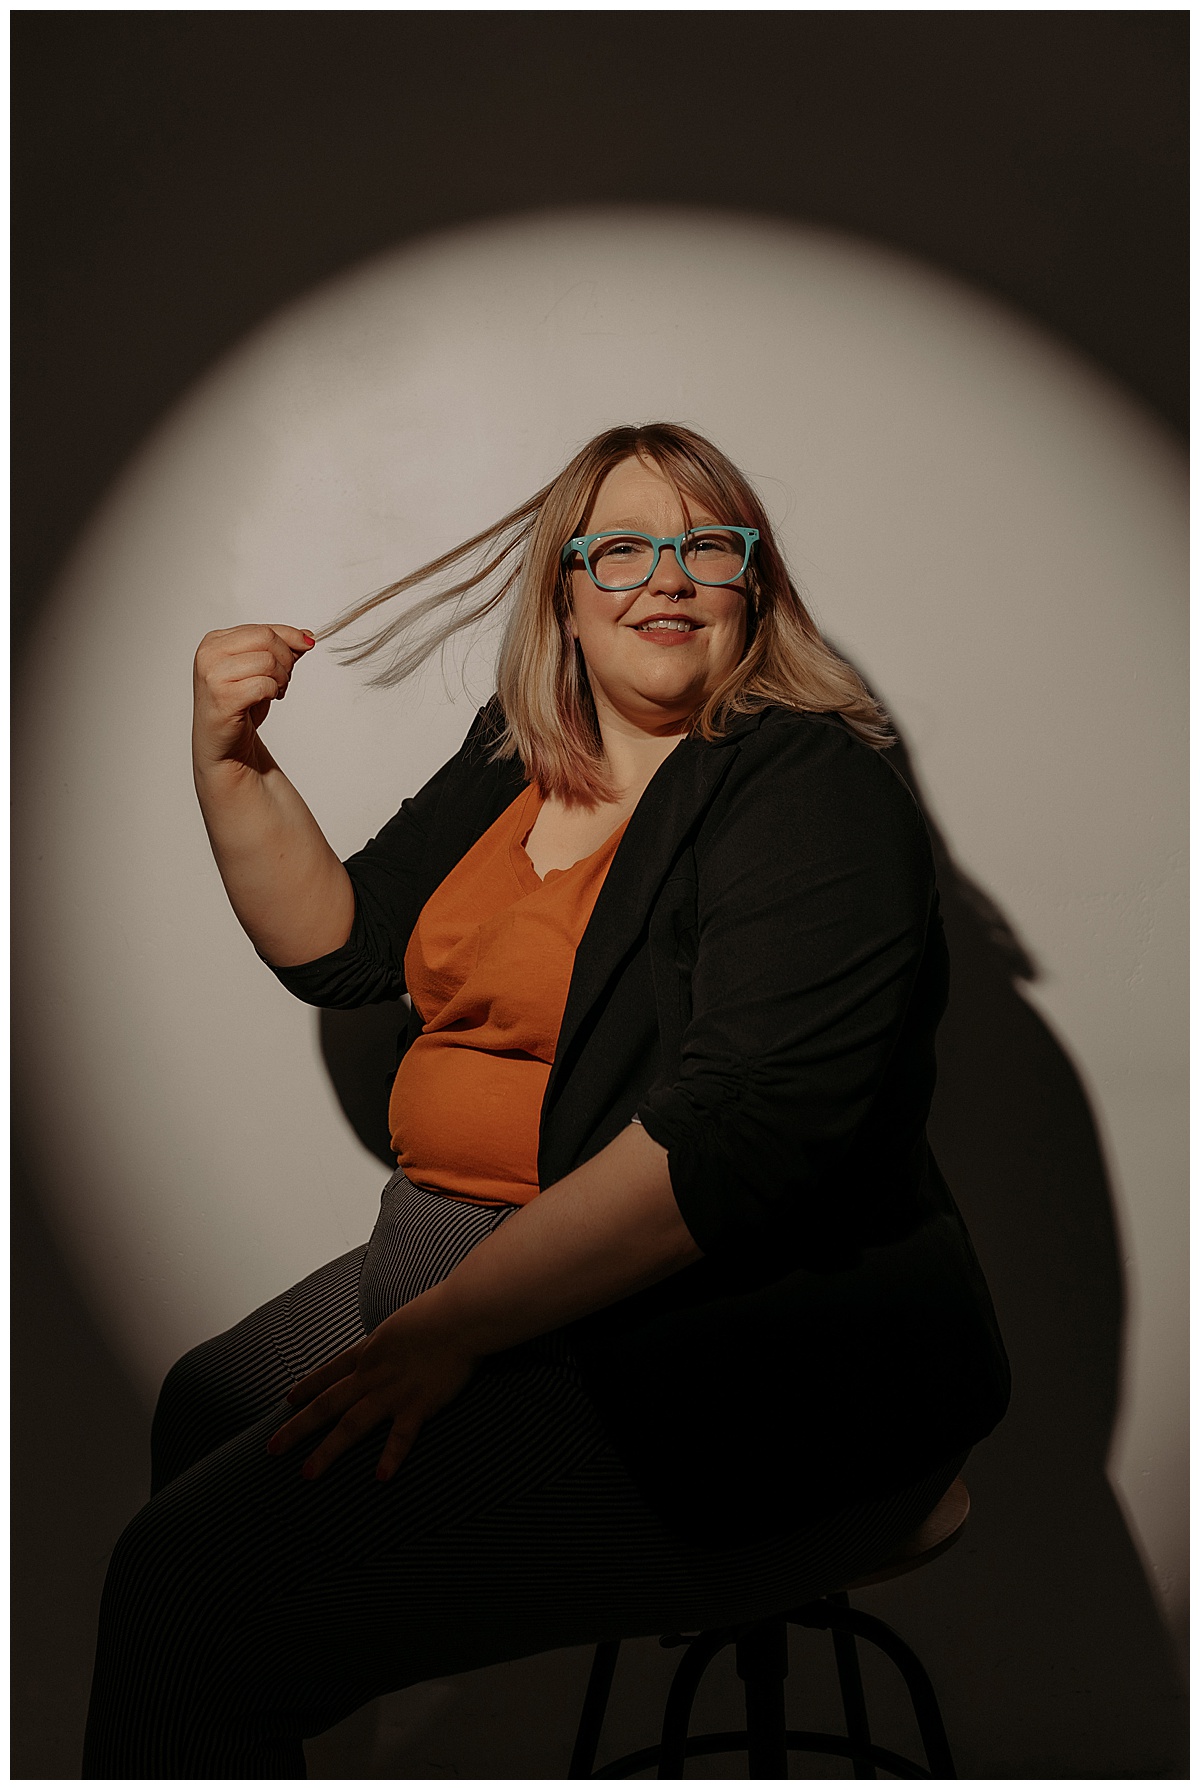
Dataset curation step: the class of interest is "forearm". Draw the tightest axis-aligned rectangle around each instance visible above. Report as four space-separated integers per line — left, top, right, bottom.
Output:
270 1125 703 1481
414 1123 702 1355
193 750 355 966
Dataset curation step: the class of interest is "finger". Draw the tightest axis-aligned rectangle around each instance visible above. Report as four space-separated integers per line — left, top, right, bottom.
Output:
195 625 294 678
243 632 313 695
213 623 315 657
214 646 296 693
287 1343 366 1407
267 1375 360 1456
243 626 315 673
197 631 310 694
268 624 318 656
217 673 285 712
376 1415 422 1484
301 1397 390 1480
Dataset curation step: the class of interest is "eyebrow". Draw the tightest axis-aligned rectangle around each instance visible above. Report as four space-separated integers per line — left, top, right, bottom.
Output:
587 514 721 532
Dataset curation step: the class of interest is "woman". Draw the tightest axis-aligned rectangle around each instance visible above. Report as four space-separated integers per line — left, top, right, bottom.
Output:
83 423 1009 1777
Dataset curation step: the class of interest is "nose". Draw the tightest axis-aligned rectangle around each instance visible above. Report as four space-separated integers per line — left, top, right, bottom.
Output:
646 544 694 601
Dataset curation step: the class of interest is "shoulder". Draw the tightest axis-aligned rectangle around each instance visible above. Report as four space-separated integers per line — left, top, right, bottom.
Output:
726 706 918 813
696 707 932 886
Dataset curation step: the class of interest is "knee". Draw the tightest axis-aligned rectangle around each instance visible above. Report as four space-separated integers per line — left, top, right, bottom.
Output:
99 1485 199 1645
153 1340 211 1430
101 1464 264 1660
150 1337 242 1494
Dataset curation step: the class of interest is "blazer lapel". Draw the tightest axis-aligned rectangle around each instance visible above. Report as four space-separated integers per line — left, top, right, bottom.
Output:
543 729 745 1115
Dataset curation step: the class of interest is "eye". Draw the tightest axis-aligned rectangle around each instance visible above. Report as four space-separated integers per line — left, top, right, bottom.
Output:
679 529 746 582
589 534 653 566
585 534 657 589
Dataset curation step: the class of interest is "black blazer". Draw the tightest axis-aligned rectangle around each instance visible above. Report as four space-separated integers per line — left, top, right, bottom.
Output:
273 700 1010 1548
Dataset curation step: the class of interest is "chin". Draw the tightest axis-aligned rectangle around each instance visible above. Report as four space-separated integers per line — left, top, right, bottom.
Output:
636 689 710 726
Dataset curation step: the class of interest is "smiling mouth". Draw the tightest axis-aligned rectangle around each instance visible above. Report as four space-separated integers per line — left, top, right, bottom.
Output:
634 618 699 632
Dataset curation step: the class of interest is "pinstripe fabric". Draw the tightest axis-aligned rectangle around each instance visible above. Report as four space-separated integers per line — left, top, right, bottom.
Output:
149 1242 370 1497
359 1170 519 1332
84 1172 964 1779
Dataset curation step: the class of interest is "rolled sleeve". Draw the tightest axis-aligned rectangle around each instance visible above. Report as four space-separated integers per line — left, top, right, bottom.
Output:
636 720 936 1257
263 887 405 1008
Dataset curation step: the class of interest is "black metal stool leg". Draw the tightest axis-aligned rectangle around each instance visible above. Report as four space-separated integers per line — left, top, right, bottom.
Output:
827 1591 876 1778
569 1641 622 1779
736 1619 790 1778
836 1608 956 1779
657 1629 738 1777
793 1600 957 1779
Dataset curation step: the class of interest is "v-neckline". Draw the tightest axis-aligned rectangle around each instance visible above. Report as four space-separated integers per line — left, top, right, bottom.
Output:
511 785 629 889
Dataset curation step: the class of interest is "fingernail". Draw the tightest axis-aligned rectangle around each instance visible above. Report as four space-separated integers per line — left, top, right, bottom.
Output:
301 631 315 646
302 1461 317 1480
376 1466 390 1483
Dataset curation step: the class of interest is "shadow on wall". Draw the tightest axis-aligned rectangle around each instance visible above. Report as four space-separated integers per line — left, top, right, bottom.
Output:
884 730 1185 1774
311 714 1186 1777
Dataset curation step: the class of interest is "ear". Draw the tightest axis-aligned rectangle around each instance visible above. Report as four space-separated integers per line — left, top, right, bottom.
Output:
557 565 581 641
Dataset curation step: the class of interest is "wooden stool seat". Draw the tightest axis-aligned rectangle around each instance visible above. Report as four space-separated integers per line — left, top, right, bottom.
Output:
569 1477 972 1779
843 1476 970 1588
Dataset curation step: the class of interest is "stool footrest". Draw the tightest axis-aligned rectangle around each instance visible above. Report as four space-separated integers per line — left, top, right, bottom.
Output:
572 1582 960 1779
590 1727 932 1778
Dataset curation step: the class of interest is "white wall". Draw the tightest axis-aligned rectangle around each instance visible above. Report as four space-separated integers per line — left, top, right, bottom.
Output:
13 208 1186 1636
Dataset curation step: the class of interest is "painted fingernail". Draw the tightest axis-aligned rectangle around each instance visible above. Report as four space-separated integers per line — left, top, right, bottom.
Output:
301 631 315 646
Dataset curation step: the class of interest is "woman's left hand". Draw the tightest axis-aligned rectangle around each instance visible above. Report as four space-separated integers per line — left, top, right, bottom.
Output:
267 1304 479 1483
269 1126 695 1485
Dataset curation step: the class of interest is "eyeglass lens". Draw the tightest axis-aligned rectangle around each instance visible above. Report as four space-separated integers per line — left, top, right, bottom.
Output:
586 530 747 590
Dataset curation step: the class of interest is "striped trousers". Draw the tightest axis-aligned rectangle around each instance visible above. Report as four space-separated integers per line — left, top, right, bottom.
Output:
83 1171 963 1778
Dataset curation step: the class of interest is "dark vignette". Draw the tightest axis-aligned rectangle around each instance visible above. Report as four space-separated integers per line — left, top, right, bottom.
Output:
12 14 1187 1776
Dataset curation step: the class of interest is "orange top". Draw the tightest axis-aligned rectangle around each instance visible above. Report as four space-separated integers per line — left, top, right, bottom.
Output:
389 785 629 1206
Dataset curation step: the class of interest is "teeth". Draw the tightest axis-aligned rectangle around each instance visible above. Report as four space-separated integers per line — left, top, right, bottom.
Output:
639 619 694 631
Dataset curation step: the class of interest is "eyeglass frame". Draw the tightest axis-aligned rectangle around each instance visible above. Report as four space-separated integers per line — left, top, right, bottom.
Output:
560 525 760 591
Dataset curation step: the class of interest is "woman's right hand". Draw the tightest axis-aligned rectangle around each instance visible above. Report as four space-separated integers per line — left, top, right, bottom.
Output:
192 623 316 774
190 621 354 964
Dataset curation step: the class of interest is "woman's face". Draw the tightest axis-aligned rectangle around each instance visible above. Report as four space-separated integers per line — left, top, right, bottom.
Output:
567 456 751 737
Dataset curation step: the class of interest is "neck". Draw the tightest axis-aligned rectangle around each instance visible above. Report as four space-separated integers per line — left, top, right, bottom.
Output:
592 701 690 804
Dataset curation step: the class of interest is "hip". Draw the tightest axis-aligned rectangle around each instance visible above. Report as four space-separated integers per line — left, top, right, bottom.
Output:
358 1168 520 1335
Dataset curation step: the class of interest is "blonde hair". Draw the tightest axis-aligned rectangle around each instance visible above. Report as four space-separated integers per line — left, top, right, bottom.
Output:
320 422 892 803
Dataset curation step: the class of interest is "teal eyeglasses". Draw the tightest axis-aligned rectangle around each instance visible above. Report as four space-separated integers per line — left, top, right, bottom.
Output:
561 526 759 592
